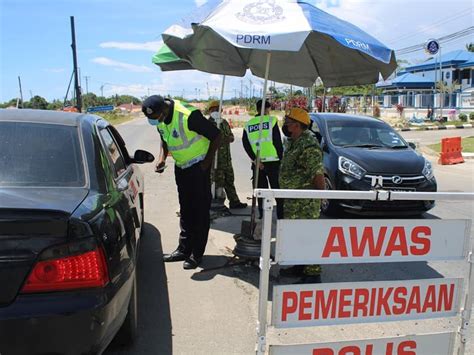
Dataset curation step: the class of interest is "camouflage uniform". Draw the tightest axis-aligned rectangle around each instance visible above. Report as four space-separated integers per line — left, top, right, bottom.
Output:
210 118 241 205
279 130 324 276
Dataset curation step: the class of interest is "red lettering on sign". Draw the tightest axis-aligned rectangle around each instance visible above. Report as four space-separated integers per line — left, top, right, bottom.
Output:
437 283 455 312
422 285 437 313
313 349 333 355
299 291 313 321
406 286 421 314
398 340 417 355
314 290 338 319
338 289 352 318
353 288 369 317
385 342 394 355
350 226 386 257
410 226 431 255
392 287 408 315
322 227 348 257
385 227 408 256
281 291 297 321
340 346 360 355
376 287 393 316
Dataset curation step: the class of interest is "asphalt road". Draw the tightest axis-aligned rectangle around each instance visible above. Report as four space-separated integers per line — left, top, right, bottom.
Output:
106 116 473 355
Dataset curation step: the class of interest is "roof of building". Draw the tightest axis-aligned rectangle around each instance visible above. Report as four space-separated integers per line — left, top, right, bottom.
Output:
406 50 474 72
376 72 435 89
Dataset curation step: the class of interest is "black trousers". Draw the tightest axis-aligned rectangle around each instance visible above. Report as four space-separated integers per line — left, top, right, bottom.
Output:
175 163 212 259
252 161 283 219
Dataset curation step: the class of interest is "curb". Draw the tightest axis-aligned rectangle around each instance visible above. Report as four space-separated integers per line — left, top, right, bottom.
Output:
398 124 473 132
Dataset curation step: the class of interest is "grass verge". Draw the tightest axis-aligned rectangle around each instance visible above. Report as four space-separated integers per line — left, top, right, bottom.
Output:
428 136 474 153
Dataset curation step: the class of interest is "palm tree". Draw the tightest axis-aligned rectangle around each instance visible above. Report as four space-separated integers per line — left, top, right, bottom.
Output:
466 43 474 52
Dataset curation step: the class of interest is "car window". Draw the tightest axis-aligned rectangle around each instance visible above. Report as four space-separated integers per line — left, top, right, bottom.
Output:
99 128 127 177
0 122 86 187
326 120 407 148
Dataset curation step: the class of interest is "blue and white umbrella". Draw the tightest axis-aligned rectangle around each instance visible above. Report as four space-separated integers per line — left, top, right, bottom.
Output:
163 0 397 88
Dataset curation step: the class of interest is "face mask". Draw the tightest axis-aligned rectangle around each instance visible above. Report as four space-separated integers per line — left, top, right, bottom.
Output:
282 124 292 138
147 118 159 126
210 111 220 120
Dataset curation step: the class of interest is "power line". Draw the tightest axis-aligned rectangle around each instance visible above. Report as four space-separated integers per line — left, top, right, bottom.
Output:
386 8 472 44
395 26 474 55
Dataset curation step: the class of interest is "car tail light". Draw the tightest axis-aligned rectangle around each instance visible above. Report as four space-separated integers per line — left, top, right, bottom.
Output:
21 247 109 293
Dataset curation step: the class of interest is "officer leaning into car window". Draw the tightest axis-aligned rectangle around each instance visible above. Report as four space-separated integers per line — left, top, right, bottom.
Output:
278 107 325 283
242 99 284 219
142 95 221 270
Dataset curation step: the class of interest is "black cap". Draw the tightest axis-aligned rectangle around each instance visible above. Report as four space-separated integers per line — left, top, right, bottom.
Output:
256 99 271 112
142 95 165 116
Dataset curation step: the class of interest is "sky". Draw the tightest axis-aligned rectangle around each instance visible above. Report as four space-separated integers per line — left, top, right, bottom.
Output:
0 0 473 103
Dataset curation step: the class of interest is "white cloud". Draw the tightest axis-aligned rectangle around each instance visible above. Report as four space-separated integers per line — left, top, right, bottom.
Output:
43 68 65 73
91 57 153 73
195 0 207 7
99 40 162 52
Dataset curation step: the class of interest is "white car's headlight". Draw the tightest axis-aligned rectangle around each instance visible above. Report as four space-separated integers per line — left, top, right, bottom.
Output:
422 159 434 180
338 156 366 180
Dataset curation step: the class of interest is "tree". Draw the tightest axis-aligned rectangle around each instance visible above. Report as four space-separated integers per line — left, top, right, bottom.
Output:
47 99 63 110
29 95 49 110
466 43 474 52
0 98 19 108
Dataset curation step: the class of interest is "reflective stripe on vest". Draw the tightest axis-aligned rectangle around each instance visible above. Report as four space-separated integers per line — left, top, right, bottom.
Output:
244 115 279 162
158 100 210 168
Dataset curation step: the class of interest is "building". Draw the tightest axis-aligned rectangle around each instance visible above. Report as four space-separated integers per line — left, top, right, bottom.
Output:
376 50 474 114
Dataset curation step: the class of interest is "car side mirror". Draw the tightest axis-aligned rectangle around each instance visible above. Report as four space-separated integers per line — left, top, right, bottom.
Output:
408 142 417 150
133 150 155 164
321 138 329 153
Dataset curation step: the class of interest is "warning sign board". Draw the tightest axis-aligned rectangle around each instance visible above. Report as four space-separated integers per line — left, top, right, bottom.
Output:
275 219 470 265
269 332 456 355
272 278 462 328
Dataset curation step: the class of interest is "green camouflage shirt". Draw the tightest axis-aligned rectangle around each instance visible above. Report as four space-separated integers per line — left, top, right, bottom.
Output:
279 130 323 219
210 118 233 168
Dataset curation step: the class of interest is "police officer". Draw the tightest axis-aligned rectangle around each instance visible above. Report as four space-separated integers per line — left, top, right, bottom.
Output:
142 95 221 269
242 99 283 219
208 101 247 209
279 107 325 282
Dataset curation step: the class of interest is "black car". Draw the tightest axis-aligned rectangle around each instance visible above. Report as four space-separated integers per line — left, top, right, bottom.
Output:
310 113 437 216
0 109 154 354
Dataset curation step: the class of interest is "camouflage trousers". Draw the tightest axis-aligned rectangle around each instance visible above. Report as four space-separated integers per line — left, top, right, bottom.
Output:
212 164 240 204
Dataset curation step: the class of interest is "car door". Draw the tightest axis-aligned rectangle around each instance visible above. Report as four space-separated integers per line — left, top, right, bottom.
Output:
97 123 140 280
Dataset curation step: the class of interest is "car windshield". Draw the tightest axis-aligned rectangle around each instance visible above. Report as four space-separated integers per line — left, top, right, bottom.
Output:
326 119 407 148
0 122 86 187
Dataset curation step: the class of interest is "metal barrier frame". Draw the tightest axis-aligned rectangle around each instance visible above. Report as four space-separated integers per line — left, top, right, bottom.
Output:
254 188 474 355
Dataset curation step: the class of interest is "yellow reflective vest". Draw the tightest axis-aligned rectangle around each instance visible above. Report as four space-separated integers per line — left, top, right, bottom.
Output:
157 100 210 169
244 115 279 162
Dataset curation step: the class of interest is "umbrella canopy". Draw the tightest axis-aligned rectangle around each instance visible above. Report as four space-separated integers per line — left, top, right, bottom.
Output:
152 43 193 71
163 0 397 87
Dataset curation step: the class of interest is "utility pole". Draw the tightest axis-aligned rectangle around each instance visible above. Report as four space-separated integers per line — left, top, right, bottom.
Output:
84 76 90 94
70 16 82 112
17 76 24 108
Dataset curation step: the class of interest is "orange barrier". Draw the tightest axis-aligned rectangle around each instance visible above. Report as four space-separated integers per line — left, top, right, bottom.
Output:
234 109 239 115
438 136 464 165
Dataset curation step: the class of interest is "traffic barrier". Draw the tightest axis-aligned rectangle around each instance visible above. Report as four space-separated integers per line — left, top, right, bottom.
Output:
234 109 239 115
254 188 474 355
439 136 464 165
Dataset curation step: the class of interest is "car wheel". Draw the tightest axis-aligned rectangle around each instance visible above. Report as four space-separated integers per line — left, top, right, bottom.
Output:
321 177 340 216
116 274 138 345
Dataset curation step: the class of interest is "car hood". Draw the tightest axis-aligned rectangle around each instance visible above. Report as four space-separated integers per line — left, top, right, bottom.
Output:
0 187 89 214
334 147 425 174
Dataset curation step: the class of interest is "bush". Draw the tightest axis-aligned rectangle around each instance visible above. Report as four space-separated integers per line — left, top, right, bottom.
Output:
470 112 474 121
459 113 468 122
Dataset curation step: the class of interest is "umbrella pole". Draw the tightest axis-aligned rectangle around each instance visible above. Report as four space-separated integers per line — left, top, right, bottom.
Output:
250 52 272 238
212 75 226 202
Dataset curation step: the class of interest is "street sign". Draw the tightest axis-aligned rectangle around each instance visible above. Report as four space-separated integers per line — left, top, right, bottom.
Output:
86 105 114 113
269 332 456 355
272 278 462 328
425 39 440 55
275 219 471 265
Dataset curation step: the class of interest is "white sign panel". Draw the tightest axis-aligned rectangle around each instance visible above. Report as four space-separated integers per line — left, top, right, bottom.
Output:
269 332 456 355
276 219 470 265
272 278 462 328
